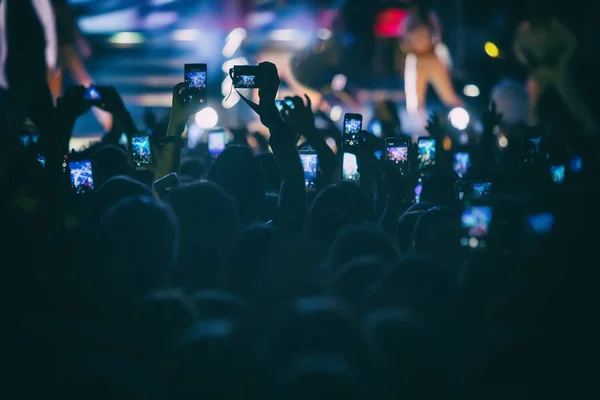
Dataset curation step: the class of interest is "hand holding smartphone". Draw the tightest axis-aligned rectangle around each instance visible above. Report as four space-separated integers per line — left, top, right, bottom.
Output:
184 63 207 104
343 113 363 148
385 137 409 174
300 150 318 189
231 65 261 89
417 137 436 171
69 159 95 195
456 180 492 204
130 134 153 168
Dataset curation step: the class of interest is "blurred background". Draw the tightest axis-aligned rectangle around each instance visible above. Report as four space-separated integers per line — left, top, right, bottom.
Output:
65 0 600 143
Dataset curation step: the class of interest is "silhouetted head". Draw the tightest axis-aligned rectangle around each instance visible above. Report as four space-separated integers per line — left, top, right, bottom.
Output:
180 157 206 180
95 195 179 302
412 207 460 260
363 254 456 316
328 222 401 271
92 144 135 187
266 352 371 400
168 181 237 291
208 145 266 223
305 182 376 250
396 210 426 253
89 175 151 225
331 256 390 311
226 223 280 299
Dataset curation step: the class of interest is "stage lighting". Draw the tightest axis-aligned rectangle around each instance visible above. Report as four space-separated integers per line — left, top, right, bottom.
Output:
498 135 508 148
331 74 347 92
330 106 342 122
484 42 499 58
448 107 470 130
195 107 218 129
463 84 480 97
108 32 144 45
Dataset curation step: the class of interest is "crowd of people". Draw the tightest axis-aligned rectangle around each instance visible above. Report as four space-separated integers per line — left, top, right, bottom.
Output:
2 0 600 399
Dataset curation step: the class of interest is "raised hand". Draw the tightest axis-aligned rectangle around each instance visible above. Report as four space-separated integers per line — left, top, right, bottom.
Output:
56 85 91 117
241 62 282 129
280 95 315 137
170 82 204 128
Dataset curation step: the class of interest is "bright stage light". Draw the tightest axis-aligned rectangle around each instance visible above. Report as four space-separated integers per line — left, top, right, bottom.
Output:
172 29 200 41
223 28 247 57
484 42 499 58
448 107 470 130
330 106 343 122
108 32 144 45
463 84 480 97
195 107 218 129
331 74 347 92
498 135 509 148
317 28 332 40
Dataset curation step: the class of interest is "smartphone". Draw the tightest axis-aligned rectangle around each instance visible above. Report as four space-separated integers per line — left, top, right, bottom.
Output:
460 205 492 249
550 165 565 184
526 212 554 235
184 63 207 104
342 152 359 181
208 130 226 158
456 180 492 203
385 137 409 174
130 134 152 168
524 136 541 163
69 159 95 194
152 172 180 200
417 137 436 170
343 113 363 148
83 86 103 106
231 65 261 89
452 152 471 178
569 156 582 173
299 150 318 189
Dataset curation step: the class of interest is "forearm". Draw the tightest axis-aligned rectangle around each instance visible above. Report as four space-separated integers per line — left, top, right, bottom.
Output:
269 122 306 233
153 119 184 181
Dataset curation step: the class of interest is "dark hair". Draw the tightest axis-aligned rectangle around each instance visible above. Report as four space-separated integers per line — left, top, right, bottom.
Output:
208 145 266 223
96 195 179 300
88 175 152 225
180 157 206 180
305 182 376 250
328 222 401 271
168 181 237 291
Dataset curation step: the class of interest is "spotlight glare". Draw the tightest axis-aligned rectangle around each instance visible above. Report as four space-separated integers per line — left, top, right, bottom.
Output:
195 107 218 129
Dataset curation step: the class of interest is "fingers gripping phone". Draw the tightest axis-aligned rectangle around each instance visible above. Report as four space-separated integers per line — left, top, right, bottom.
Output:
343 113 363 148
342 152 359 181
299 150 318 189
230 65 261 89
184 63 207 104
69 159 95 195
130 134 153 168
417 137 436 171
385 137 409 174
153 173 180 200
461 205 492 249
